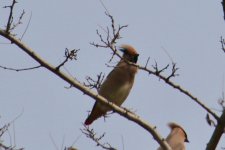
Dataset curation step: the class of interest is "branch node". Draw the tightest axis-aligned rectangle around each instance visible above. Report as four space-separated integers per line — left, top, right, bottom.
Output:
84 72 105 90
81 125 117 150
56 48 79 70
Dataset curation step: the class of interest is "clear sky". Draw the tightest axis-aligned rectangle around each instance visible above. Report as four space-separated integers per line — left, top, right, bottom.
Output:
1 0 225 149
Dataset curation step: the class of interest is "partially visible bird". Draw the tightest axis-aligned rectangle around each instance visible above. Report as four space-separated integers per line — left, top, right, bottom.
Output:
84 45 139 125
157 122 189 150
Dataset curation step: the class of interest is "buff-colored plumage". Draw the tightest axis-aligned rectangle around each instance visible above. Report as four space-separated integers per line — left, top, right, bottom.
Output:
157 122 189 150
84 45 139 125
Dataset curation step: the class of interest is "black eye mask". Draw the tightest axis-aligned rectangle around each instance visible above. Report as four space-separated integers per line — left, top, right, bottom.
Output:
133 54 139 63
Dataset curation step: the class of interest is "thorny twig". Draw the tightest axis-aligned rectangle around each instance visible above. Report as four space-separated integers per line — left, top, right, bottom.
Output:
220 36 225 53
91 12 128 63
84 72 105 90
56 48 79 70
0 65 41 72
166 63 179 80
152 61 170 76
81 125 117 150
150 61 179 81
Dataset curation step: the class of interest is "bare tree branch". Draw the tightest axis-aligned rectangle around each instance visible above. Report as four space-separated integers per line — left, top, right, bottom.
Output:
81 125 117 150
91 12 128 63
0 29 172 150
206 94 225 149
139 63 220 121
4 0 17 33
152 61 170 76
206 110 225 150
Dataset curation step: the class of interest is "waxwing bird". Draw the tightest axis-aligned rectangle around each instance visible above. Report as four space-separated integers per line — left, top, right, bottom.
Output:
84 45 139 125
157 122 189 150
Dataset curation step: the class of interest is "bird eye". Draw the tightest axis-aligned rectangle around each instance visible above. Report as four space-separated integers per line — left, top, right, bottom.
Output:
133 55 139 63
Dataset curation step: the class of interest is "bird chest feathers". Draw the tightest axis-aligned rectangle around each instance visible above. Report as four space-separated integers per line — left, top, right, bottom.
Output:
98 65 136 106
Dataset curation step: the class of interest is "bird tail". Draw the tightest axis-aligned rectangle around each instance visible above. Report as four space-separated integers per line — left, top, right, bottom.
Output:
84 116 95 125
84 109 105 125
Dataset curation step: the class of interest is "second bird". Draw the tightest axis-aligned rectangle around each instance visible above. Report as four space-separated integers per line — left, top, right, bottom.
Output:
157 122 189 150
84 45 139 125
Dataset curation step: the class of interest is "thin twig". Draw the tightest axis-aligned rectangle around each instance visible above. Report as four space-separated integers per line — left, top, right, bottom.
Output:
161 46 175 63
4 0 17 33
56 48 79 70
20 11 32 40
10 10 25 31
99 0 110 15
81 125 117 150
49 133 60 150
220 36 225 53
0 65 42 71
145 57 150 68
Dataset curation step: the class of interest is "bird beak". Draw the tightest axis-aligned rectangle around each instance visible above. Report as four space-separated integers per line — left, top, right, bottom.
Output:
185 138 189 143
114 46 123 51
118 47 125 52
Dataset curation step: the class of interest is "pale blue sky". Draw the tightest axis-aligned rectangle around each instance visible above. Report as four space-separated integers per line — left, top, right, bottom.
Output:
1 0 225 149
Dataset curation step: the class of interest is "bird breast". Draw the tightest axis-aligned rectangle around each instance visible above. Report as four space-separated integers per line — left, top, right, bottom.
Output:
98 64 137 109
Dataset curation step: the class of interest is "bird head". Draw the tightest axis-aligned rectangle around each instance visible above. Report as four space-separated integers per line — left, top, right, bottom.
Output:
168 122 189 143
119 45 139 63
